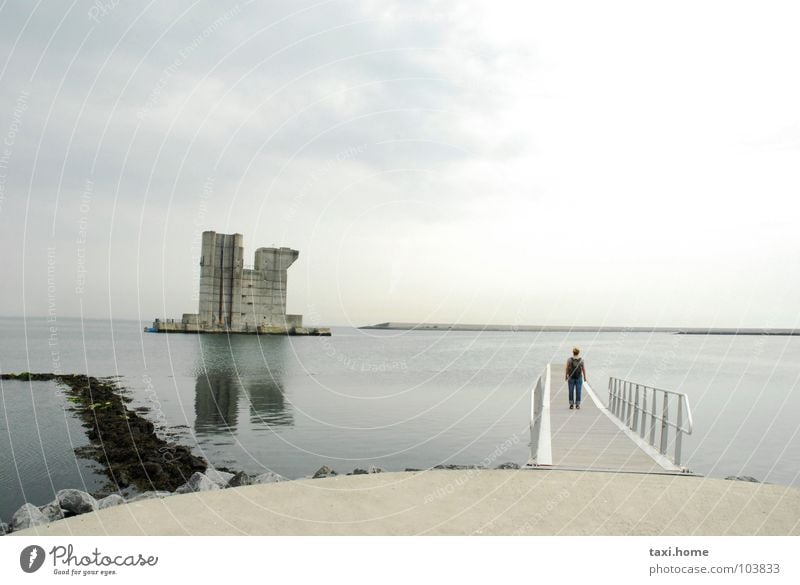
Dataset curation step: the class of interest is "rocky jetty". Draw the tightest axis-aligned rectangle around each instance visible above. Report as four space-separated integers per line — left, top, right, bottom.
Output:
1 372 207 492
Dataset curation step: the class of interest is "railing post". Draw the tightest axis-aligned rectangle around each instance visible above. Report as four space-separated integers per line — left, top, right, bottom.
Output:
649 389 658 447
632 384 640 431
626 382 633 427
675 397 684 467
640 387 648 438
608 378 614 413
622 381 627 423
660 392 669 455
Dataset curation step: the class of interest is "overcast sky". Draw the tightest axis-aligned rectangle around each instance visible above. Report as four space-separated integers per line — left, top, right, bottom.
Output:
1 0 798 328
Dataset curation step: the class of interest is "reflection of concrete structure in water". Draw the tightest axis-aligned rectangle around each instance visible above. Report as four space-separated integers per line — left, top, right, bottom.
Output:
242 375 292 427
194 372 293 432
150 230 330 336
194 371 240 434
193 337 293 434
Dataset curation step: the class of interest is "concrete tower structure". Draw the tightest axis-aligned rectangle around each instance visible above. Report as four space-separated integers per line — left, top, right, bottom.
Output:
151 230 325 334
197 231 245 328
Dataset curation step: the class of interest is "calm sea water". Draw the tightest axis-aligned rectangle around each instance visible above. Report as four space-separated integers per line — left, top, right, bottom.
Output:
1 316 799 521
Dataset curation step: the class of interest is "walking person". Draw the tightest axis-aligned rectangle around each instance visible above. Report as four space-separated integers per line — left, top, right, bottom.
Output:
565 347 587 409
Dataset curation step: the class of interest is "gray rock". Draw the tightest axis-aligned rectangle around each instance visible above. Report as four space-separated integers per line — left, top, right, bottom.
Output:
312 465 337 479
56 489 98 516
129 491 172 502
0 521 8 535
175 472 220 494
725 475 760 483
405 468 422 472
228 472 253 487
98 494 126 509
350 466 384 475
204 469 235 488
10 503 48 531
253 471 287 484
38 500 65 522
496 462 520 470
433 464 482 470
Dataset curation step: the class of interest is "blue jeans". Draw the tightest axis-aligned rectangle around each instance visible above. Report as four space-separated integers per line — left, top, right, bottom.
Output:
568 377 583 405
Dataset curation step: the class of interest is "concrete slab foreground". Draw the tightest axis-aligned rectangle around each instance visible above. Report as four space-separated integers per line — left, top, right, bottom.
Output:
13 471 800 536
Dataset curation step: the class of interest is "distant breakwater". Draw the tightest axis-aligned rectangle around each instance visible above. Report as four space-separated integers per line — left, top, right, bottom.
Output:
361 323 799 335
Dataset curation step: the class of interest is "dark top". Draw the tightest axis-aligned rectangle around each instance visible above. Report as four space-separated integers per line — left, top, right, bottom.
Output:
567 357 584 380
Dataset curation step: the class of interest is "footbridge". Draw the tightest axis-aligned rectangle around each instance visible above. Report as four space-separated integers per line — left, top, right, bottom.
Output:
527 365 696 475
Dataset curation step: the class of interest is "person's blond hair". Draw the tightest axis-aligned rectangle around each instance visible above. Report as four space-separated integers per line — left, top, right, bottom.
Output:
572 347 580 356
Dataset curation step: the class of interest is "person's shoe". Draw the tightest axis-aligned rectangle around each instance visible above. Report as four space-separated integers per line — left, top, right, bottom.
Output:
569 404 574 409
576 404 581 409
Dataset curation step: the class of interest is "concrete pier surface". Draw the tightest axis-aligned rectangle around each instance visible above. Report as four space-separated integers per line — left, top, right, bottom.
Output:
12 471 800 536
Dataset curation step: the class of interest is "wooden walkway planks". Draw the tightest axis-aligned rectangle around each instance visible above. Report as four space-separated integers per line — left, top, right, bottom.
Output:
548 374 667 473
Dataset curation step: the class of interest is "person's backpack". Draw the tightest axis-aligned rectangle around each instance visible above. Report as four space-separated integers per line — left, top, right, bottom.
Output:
568 357 583 379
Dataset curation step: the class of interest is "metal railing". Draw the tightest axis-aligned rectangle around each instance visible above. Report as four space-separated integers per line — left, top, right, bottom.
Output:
608 377 693 467
529 364 552 466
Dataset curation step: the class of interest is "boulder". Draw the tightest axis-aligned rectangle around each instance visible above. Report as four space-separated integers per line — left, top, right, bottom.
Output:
312 465 337 479
175 472 220 494
38 500 65 522
725 476 760 483
204 469 235 488
349 466 384 475
10 503 48 531
253 471 287 484
129 491 172 502
228 472 253 488
434 464 482 470
0 521 8 535
57 489 98 516
98 494 126 509
496 462 520 470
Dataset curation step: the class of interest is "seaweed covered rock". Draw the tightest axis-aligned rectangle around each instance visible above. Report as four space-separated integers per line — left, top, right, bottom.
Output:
349 466 384 475
312 466 337 479
228 471 253 488
496 462 520 470
725 476 760 483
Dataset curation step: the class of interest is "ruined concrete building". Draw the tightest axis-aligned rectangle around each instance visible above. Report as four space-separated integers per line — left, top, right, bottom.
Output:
150 231 329 335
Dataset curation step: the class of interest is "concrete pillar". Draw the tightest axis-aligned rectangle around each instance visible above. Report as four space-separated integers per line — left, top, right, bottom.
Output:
197 231 244 329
